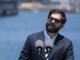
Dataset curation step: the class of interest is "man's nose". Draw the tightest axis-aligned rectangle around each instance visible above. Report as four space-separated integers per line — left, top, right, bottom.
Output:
51 20 56 23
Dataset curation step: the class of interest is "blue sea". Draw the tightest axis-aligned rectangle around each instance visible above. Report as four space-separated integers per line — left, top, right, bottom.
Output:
0 10 80 60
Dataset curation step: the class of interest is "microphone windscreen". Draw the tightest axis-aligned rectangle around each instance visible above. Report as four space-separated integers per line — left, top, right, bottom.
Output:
35 40 44 48
45 40 53 49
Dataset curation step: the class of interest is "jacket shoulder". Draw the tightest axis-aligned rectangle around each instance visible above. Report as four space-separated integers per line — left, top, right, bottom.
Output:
63 36 72 43
27 31 44 38
61 35 73 47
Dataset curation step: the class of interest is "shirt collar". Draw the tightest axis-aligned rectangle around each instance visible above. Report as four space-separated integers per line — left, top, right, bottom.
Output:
44 30 58 41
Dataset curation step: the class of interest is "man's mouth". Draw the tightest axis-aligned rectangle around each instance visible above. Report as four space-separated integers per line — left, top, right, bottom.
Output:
48 24 55 27
48 25 55 29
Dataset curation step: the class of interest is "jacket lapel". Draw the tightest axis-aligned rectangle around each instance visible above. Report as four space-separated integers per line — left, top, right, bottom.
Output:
48 44 58 60
39 31 45 42
38 31 64 60
48 34 64 60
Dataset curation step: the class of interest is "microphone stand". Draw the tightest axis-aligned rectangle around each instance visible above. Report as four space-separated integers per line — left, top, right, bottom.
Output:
37 48 45 60
45 49 49 60
37 48 50 60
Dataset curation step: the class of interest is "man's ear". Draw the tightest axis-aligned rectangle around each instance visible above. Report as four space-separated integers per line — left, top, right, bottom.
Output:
47 18 49 20
46 18 48 22
60 24 64 28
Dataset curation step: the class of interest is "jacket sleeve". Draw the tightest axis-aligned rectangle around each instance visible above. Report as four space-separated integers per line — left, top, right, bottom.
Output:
65 42 74 60
18 36 31 60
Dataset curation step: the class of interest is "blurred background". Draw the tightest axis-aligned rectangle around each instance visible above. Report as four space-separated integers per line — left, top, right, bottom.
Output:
0 0 80 60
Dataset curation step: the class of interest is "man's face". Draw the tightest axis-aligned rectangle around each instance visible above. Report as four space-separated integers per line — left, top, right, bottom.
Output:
46 13 64 33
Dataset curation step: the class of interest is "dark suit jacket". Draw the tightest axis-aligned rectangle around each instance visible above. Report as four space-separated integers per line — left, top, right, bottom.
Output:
19 31 74 60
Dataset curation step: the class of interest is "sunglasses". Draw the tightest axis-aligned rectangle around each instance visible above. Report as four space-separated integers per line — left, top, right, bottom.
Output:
48 17 62 23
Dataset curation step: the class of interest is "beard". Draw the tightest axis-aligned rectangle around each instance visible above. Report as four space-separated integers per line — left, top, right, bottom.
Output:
46 22 61 33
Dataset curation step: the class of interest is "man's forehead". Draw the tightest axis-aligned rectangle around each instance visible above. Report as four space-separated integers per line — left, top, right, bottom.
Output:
50 13 62 19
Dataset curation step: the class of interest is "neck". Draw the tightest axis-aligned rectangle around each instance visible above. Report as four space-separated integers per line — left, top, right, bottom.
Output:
46 31 58 39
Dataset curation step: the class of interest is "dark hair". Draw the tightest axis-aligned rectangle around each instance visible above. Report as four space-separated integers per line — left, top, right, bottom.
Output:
48 9 66 24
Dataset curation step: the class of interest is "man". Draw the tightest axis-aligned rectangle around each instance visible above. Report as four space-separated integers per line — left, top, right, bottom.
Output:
19 9 74 60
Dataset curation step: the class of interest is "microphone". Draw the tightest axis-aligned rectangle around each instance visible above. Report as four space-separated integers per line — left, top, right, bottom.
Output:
45 40 53 53
45 40 53 60
35 40 44 55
